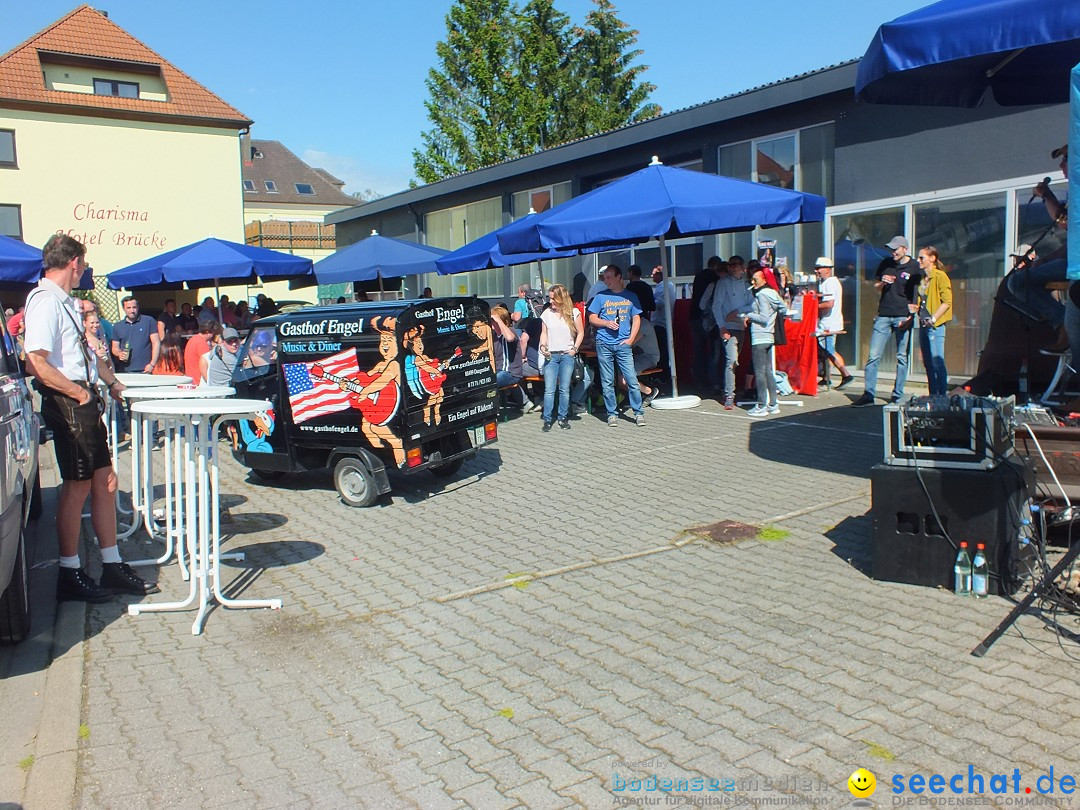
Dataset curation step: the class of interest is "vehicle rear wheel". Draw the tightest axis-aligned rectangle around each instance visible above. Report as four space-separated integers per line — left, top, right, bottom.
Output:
0 525 30 644
333 457 378 508
429 458 464 478
251 469 285 482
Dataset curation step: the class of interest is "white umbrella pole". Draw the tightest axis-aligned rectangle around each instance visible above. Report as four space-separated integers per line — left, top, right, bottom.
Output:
378 271 385 298
651 235 700 410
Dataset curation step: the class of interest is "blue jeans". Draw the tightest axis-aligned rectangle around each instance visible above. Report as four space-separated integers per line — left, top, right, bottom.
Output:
571 362 594 406
1006 258 1067 328
711 330 741 398
496 370 522 406
864 316 912 398
597 341 643 417
919 323 948 396
542 351 574 422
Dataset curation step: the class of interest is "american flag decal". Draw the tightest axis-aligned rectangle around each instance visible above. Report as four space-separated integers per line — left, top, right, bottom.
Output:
283 348 361 423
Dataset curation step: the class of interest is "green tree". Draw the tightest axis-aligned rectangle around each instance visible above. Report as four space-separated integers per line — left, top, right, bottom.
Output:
412 0 519 184
513 0 574 152
567 0 660 136
413 0 660 184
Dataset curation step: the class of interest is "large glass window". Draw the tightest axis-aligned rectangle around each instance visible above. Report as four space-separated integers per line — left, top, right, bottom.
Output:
717 123 833 278
831 207 906 372
756 136 796 189
0 130 15 167
426 197 503 297
1016 181 1067 258
0 205 21 238
913 193 1007 379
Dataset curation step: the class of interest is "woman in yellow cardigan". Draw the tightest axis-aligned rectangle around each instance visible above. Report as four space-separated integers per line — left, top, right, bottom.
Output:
913 245 953 395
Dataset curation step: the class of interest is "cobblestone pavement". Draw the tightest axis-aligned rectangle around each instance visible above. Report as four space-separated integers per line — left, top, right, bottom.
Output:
64 391 1080 808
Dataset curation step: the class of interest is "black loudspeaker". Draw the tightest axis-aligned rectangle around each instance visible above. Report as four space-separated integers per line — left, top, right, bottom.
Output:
870 457 1034 594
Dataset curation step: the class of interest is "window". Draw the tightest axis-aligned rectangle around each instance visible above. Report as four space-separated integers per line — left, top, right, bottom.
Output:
264 180 278 193
0 205 22 239
93 78 138 98
425 197 503 297
295 183 315 195
717 123 833 277
243 180 255 192
832 206 906 374
236 326 278 381
0 130 15 167
914 193 1006 379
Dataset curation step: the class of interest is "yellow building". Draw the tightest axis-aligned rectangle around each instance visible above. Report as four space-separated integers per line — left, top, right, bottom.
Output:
0 4 250 315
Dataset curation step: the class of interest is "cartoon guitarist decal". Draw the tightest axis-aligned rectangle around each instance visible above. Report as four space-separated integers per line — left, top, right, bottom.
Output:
403 324 461 426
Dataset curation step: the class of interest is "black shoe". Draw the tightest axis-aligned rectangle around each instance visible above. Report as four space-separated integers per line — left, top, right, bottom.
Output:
541 421 553 433
100 562 160 596
642 388 658 407
57 567 112 603
889 394 902 404
558 419 571 430
851 393 875 408
836 375 854 390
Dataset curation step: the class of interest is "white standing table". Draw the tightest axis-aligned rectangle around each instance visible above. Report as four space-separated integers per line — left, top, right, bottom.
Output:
128 398 281 635
105 374 192 522
119 386 234 577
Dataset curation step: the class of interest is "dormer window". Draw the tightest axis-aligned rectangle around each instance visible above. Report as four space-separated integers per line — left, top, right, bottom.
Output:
264 180 278 193
295 183 314 195
243 180 255 191
93 78 138 98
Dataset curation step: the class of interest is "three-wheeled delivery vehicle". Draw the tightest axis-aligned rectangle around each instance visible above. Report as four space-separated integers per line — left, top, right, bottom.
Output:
230 298 499 506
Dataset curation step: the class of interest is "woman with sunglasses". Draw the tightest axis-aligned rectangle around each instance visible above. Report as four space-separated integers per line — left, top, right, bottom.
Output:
912 246 953 396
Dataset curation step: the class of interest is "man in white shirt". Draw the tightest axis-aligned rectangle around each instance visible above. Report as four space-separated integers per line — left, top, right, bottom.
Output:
814 257 853 388
24 235 158 602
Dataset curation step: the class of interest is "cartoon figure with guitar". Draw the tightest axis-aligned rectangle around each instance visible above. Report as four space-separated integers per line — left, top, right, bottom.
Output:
310 316 404 467
403 324 460 426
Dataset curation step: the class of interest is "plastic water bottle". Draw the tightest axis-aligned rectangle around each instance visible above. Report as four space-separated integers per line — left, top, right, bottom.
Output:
971 542 989 598
953 541 972 596
1018 359 1029 403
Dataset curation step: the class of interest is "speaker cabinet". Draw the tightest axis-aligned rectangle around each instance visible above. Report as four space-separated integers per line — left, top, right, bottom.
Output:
870 457 1034 595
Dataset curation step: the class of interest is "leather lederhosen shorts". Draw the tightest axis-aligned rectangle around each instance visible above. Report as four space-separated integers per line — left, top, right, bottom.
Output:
40 381 111 482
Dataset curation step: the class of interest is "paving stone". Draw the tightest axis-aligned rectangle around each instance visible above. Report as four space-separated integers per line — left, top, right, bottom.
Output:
63 397 1080 807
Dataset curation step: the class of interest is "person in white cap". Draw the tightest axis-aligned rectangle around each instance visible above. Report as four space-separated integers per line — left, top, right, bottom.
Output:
852 235 921 407
813 257 853 388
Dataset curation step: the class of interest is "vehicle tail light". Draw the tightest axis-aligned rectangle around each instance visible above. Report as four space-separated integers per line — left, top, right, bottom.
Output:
484 421 497 441
406 447 423 468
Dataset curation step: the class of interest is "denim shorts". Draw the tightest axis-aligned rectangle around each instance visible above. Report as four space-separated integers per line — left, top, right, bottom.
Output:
40 382 111 481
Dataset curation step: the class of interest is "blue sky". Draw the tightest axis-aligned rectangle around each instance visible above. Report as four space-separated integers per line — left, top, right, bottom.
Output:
2 0 929 197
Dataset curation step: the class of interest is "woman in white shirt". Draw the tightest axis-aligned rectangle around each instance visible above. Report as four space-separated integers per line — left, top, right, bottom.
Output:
539 284 583 431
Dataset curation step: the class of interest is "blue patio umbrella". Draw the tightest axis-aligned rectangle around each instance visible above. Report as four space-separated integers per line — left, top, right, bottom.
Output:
313 231 449 287
435 216 627 297
0 235 94 291
436 223 583 276
855 0 1080 107
855 0 1080 279
496 159 826 404
0 235 44 282
106 237 313 291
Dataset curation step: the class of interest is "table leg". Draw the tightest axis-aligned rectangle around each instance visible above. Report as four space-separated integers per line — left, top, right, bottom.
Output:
206 415 281 622
127 414 199 617
116 408 144 539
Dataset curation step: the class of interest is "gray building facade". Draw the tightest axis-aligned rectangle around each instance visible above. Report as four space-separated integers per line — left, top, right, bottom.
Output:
329 61 1067 379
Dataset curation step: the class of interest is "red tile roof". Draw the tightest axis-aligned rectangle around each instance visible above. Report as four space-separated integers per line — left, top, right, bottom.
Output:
0 5 251 127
